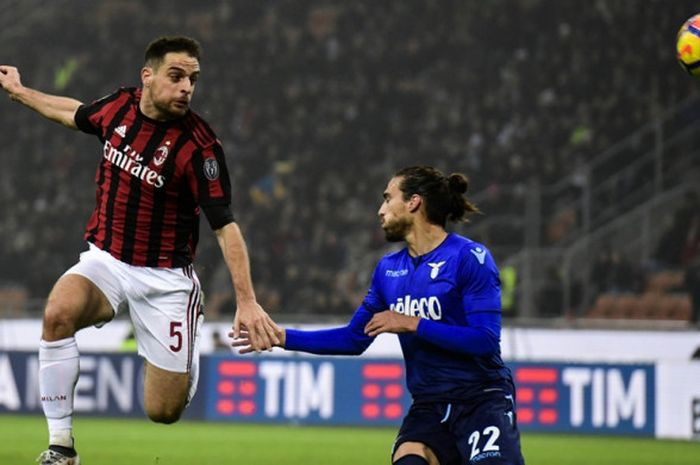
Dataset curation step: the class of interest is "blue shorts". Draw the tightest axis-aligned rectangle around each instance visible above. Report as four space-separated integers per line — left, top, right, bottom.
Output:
392 391 525 465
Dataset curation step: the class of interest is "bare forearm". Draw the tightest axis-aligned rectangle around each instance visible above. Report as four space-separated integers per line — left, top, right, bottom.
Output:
215 222 256 303
1 66 80 129
11 87 81 129
216 221 279 349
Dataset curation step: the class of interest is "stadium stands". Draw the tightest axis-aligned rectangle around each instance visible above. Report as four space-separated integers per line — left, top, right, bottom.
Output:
587 267 693 322
0 0 699 322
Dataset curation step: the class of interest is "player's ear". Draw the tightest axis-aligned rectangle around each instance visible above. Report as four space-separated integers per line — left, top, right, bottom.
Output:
141 67 153 88
408 194 422 213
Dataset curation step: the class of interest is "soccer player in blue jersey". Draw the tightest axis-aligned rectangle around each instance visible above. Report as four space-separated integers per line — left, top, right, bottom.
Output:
235 165 525 465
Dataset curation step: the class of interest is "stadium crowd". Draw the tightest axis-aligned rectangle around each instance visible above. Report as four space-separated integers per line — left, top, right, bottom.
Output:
1 0 699 318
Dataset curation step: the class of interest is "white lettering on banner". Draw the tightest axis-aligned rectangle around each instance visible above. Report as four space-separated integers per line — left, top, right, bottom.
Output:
607 370 646 428
563 367 646 429
283 362 297 418
73 356 135 412
260 361 334 419
593 369 604 427
75 357 96 411
563 368 589 426
0 355 20 410
97 357 134 412
261 362 284 417
298 363 334 418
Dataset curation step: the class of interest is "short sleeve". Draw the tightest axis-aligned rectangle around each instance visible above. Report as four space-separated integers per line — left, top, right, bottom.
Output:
73 89 124 138
74 104 99 135
189 142 232 207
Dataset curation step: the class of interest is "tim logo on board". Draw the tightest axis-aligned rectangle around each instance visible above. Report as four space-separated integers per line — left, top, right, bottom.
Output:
205 356 411 426
207 358 335 422
513 362 655 436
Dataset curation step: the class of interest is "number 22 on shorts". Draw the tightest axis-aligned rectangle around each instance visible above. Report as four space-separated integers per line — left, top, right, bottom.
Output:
467 426 501 461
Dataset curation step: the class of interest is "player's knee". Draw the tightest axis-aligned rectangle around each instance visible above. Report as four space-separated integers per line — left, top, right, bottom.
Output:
145 402 184 424
143 363 190 424
42 303 78 340
148 411 181 424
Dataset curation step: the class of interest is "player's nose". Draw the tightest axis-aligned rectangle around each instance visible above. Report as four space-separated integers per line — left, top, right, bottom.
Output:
181 80 194 94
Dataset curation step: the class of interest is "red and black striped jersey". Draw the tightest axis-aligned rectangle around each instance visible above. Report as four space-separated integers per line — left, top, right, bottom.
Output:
74 87 232 268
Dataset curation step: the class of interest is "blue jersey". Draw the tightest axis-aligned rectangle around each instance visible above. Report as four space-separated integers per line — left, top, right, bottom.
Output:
285 233 514 401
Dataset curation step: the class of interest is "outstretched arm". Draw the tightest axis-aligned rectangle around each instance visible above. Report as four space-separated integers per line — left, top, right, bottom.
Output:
0 65 81 129
232 305 376 356
215 222 280 352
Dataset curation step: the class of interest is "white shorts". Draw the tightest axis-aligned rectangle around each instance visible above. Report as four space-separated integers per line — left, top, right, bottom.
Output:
65 243 203 374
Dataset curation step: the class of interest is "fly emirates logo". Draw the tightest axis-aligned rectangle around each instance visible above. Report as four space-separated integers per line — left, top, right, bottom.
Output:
103 140 166 188
390 295 442 320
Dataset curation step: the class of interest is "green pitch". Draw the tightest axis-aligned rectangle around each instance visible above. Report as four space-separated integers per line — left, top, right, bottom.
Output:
3 414 700 464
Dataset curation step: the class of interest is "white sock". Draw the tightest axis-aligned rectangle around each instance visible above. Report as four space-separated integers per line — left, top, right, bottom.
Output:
39 337 79 448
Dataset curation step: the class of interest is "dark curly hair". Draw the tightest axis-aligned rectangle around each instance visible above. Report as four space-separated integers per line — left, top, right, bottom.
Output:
394 166 480 226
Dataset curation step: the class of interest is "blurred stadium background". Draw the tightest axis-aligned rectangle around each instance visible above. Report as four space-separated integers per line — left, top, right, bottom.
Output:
1 0 700 462
0 0 698 322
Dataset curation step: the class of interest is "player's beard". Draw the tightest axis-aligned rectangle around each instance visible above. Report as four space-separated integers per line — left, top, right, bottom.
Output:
147 85 189 120
156 98 188 119
382 217 412 242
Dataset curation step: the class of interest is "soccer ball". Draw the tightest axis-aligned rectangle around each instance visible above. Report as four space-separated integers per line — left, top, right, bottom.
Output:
677 14 700 76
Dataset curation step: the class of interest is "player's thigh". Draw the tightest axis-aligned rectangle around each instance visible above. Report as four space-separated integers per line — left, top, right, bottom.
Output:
128 265 203 420
454 395 525 465
143 361 189 422
42 274 114 340
128 265 202 374
393 402 461 465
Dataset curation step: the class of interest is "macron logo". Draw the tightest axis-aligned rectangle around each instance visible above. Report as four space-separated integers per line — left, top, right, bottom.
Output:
470 247 486 265
115 125 127 138
385 269 408 278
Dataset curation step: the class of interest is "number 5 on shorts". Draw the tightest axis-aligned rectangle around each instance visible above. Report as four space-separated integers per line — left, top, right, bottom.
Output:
169 321 183 352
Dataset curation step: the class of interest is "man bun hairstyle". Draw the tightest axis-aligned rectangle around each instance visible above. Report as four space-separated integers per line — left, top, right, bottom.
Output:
395 166 480 227
446 172 479 223
447 173 468 195
144 36 202 69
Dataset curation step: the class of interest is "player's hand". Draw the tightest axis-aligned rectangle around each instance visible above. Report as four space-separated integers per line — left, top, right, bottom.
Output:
230 301 281 352
0 66 23 100
364 310 420 337
230 329 255 354
231 328 286 354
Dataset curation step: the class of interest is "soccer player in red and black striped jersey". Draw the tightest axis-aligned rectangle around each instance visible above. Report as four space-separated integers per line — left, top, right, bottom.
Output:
0 36 280 465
